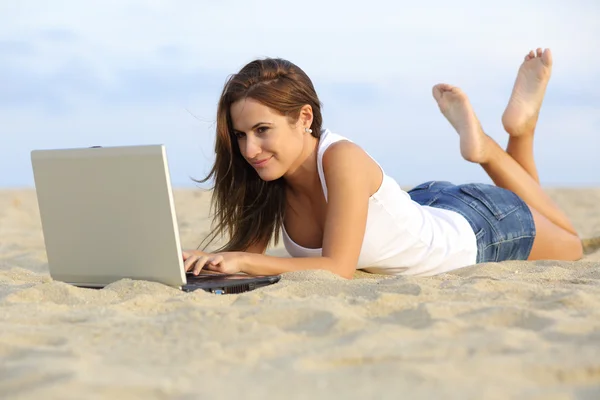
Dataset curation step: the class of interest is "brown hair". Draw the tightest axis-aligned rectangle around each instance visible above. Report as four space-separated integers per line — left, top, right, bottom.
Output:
196 58 323 252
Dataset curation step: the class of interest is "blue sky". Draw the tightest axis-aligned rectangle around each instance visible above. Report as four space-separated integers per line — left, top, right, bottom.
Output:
2 0 599 188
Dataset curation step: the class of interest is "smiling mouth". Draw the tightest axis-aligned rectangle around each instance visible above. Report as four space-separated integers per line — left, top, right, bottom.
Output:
251 156 272 167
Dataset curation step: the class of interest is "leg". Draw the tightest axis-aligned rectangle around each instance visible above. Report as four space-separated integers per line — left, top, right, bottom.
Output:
527 207 583 261
506 136 538 182
432 83 583 261
501 48 553 184
480 137 576 236
480 138 582 260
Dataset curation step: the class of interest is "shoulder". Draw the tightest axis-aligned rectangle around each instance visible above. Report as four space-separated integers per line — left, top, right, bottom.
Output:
322 139 370 168
322 140 382 196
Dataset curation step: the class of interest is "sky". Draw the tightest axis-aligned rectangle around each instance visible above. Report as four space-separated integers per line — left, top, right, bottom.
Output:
1 0 599 188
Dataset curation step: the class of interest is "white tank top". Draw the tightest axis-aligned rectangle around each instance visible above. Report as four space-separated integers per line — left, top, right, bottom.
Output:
282 129 478 276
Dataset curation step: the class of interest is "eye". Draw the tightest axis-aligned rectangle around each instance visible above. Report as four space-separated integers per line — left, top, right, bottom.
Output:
233 131 245 139
256 126 269 134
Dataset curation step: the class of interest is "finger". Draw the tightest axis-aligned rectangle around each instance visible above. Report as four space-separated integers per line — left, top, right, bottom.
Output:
184 255 203 272
183 256 194 272
192 257 210 275
208 255 224 265
204 263 222 273
182 251 190 261
203 263 217 272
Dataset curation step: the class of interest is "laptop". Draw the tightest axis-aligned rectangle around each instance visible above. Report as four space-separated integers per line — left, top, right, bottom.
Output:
30 144 281 294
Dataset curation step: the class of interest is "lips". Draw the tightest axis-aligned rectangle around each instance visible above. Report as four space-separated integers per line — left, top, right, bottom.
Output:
251 156 272 167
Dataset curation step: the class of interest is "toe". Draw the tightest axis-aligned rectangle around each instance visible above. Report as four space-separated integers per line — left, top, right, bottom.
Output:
541 48 553 67
432 84 444 102
432 84 453 103
525 50 534 61
434 83 454 92
536 48 543 57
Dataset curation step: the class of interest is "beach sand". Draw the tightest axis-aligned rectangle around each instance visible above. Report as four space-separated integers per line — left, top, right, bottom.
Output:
1 188 599 399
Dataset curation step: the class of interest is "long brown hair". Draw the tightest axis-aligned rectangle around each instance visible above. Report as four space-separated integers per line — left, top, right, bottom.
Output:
196 58 323 252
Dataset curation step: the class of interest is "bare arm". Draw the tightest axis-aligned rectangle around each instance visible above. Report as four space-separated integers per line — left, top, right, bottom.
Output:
183 236 268 267
240 141 375 279
241 252 342 276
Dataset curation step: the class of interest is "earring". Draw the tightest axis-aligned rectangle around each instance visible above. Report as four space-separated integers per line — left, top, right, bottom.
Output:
304 128 313 134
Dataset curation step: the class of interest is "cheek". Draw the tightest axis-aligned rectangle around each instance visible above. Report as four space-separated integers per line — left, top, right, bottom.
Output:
290 135 306 157
267 133 302 162
277 141 298 162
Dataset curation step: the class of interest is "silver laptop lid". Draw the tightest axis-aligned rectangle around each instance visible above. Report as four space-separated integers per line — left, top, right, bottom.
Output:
31 145 186 288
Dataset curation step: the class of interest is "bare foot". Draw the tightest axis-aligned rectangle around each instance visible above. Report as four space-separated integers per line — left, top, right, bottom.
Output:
502 48 553 137
432 84 489 163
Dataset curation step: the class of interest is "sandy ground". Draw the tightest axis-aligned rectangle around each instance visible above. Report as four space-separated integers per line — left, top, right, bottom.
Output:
1 188 599 400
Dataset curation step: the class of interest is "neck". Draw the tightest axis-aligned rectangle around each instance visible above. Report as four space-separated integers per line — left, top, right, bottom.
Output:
283 134 321 198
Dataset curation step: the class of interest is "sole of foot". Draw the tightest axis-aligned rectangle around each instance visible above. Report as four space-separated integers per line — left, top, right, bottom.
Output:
502 48 553 138
432 83 489 164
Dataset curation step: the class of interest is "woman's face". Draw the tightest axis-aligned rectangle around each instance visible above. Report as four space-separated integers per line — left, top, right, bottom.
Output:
230 97 311 181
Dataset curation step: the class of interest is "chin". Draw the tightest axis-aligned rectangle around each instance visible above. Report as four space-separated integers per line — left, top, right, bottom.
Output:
257 173 282 182
255 169 284 182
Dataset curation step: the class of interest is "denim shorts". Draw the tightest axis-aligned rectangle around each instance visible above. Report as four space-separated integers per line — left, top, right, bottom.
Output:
407 181 536 263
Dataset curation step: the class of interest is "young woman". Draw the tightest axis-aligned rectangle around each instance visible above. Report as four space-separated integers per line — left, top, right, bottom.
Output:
182 48 583 279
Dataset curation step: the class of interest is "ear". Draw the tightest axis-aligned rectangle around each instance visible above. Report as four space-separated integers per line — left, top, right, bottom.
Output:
298 104 313 129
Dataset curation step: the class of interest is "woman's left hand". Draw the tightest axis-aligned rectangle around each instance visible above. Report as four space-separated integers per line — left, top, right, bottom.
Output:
182 250 245 275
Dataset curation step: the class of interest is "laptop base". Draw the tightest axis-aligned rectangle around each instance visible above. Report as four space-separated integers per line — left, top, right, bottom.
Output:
182 273 281 294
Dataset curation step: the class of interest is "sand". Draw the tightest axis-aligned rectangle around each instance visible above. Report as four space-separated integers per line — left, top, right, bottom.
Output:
1 188 599 399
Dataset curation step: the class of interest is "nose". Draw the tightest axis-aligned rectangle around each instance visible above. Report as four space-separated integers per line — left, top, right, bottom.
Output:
242 135 262 160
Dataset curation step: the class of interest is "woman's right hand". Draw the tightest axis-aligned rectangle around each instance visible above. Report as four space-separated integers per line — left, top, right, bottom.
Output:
182 250 220 274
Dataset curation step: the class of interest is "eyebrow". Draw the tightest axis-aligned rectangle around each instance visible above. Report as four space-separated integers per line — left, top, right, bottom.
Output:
232 122 272 134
